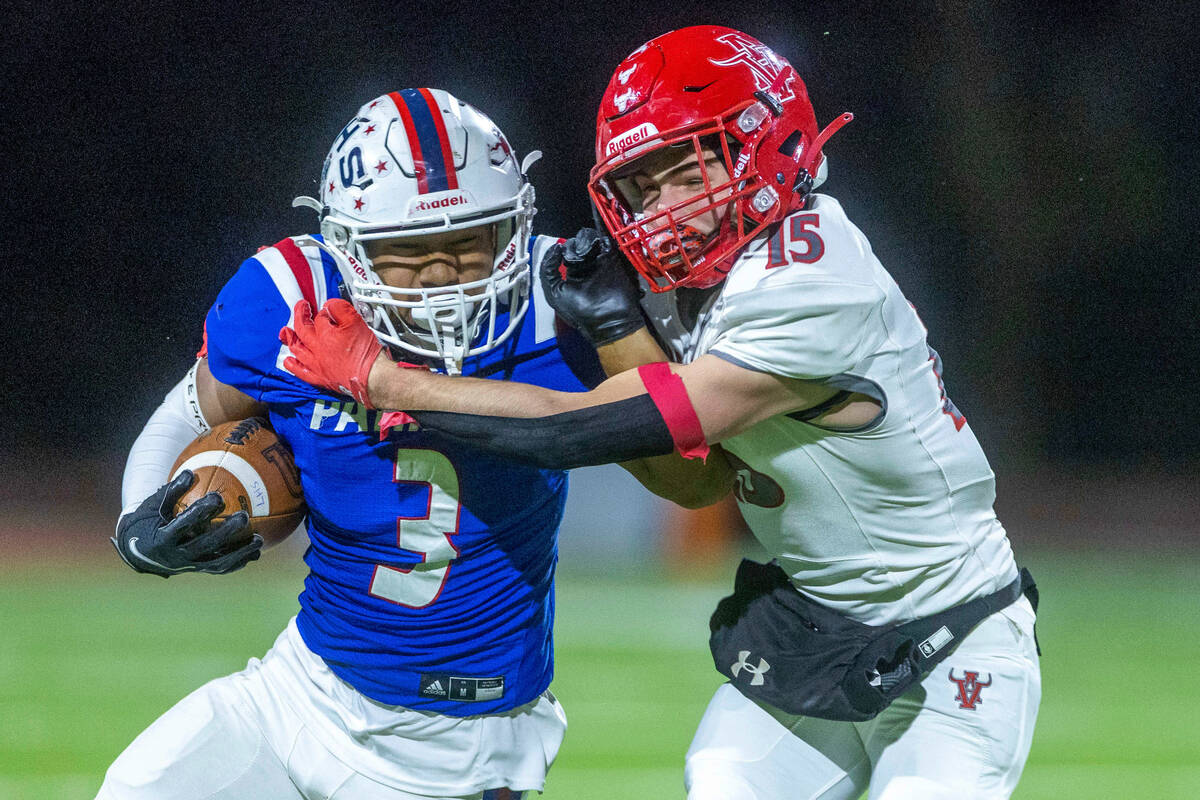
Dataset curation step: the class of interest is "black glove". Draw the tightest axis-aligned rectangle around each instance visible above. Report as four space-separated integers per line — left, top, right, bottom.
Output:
112 470 262 578
539 227 646 346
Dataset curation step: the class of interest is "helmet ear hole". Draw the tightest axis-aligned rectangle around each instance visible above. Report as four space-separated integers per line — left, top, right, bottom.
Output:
777 130 804 158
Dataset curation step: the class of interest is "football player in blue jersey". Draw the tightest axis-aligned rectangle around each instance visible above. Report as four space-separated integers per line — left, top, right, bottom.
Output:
100 89 599 800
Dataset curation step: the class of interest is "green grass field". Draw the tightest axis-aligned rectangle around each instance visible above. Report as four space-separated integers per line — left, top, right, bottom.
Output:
2 551 1198 799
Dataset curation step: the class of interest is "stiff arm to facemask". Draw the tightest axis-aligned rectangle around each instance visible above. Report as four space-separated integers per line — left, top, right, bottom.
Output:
410 362 709 469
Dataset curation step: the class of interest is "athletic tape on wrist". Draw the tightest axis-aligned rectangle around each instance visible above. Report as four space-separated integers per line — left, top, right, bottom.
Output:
637 362 709 460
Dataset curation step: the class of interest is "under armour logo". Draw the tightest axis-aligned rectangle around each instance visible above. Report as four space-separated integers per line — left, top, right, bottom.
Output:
731 650 770 686
948 669 992 710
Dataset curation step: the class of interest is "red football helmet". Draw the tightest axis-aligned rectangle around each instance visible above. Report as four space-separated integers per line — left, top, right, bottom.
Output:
589 26 852 291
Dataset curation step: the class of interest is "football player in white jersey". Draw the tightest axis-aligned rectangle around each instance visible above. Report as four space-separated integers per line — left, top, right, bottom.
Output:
282 27 1041 799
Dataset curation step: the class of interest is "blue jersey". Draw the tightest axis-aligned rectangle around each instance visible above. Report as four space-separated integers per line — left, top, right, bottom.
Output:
203 234 596 715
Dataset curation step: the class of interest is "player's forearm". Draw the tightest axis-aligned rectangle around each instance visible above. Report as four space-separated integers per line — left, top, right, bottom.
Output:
196 358 266 425
367 353 597 416
122 360 265 515
367 355 685 471
122 362 212 514
595 327 670 377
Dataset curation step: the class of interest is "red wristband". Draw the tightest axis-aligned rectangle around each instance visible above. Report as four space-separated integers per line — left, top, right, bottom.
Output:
637 362 710 460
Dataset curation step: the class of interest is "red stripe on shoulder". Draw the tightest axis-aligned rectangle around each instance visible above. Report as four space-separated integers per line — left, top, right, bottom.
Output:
196 318 208 358
271 237 317 309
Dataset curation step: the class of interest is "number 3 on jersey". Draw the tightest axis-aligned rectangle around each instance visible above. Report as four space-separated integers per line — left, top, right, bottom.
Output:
369 449 462 608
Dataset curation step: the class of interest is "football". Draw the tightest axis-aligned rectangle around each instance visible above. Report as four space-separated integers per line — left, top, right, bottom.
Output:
170 418 306 547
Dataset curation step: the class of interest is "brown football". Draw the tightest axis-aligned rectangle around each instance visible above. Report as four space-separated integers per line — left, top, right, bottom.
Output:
170 418 306 548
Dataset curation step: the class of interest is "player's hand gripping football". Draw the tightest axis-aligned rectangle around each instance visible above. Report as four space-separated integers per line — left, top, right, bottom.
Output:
112 470 262 577
281 299 383 407
540 227 647 346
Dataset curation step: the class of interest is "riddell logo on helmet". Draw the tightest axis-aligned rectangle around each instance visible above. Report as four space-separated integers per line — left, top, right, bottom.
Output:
495 241 517 271
345 252 370 281
732 149 752 178
411 193 470 212
606 123 660 157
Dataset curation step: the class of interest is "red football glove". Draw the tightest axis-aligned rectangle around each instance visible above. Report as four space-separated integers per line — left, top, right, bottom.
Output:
281 299 382 408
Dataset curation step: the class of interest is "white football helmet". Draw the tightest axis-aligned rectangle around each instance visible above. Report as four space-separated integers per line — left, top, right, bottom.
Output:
294 88 541 373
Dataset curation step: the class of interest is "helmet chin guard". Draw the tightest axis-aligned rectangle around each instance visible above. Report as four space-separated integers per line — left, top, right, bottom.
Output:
295 88 538 373
589 26 852 292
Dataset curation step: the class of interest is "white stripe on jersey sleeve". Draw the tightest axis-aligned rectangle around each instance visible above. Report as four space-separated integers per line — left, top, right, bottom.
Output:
529 235 562 344
292 237 331 308
254 238 332 372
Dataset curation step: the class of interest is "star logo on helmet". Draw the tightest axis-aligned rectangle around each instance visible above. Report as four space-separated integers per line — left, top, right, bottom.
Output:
369 100 380 109
364 124 376 135
353 197 365 211
328 181 335 194
374 159 390 174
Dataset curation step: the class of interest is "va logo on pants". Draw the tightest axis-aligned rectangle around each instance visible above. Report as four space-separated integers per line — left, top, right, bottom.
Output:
948 669 992 709
732 650 771 686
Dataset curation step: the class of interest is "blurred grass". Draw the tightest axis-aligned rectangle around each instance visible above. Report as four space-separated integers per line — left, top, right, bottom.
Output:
1 550 1198 798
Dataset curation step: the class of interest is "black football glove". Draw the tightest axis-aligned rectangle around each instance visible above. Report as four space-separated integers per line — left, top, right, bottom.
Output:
539 227 646 346
112 470 262 578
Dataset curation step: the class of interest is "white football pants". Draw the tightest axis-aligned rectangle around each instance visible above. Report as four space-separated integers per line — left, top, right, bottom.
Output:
95 618 565 800
685 596 1040 799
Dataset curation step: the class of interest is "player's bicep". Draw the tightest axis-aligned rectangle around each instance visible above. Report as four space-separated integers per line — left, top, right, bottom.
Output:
196 358 266 426
675 354 841 443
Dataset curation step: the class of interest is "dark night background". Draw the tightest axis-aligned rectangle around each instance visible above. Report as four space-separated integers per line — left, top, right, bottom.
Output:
3 0 1197 479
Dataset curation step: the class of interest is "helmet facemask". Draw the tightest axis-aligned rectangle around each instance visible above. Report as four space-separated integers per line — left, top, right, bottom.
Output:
589 26 854 293
591 102 783 292
315 183 535 375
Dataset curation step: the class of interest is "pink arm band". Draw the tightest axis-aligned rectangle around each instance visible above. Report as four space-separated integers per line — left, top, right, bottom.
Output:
637 362 710 460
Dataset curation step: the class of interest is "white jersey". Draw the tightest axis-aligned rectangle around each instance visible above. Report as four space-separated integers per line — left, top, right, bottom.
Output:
643 194 1018 625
